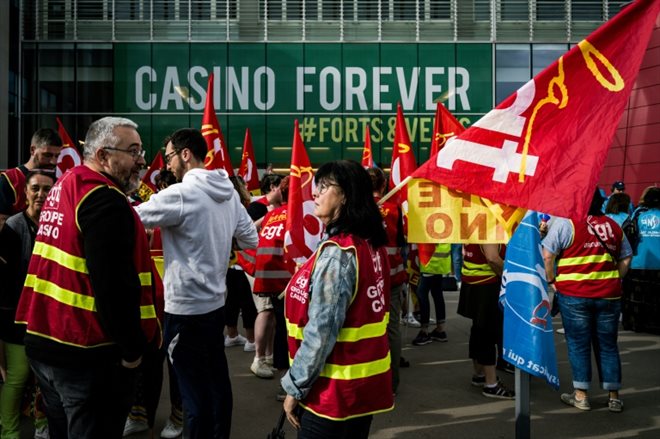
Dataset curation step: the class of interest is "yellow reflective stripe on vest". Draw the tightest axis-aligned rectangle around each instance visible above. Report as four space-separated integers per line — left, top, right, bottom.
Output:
286 313 389 342
320 352 391 380
138 272 152 286
140 304 157 319
556 270 619 282
25 274 96 311
462 261 493 277
557 254 614 267
33 242 88 274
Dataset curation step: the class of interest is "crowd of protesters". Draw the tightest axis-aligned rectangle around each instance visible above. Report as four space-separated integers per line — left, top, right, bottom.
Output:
0 118 658 438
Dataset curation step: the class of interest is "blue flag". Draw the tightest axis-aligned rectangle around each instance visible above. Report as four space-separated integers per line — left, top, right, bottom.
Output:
499 211 559 389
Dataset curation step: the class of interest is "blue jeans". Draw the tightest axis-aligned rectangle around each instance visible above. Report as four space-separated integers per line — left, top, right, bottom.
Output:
415 274 445 327
29 358 136 439
298 407 372 439
557 293 622 391
165 307 232 439
451 244 462 282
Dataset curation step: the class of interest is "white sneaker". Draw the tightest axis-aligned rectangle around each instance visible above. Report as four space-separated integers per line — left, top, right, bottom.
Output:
243 340 256 352
34 424 50 439
225 334 247 347
402 315 421 328
250 357 274 379
123 418 148 437
160 419 183 438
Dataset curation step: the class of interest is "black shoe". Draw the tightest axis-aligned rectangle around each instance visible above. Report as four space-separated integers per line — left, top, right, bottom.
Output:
429 329 448 342
482 382 515 400
471 375 486 387
497 361 515 374
400 357 410 368
412 330 432 346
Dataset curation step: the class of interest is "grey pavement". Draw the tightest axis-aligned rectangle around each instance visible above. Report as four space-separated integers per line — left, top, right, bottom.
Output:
23 289 660 438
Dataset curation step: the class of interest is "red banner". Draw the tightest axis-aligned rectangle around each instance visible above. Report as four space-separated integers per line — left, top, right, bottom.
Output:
413 0 660 221
430 102 465 157
55 117 82 178
361 125 374 168
284 120 323 261
238 128 261 195
201 73 234 176
137 152 165 202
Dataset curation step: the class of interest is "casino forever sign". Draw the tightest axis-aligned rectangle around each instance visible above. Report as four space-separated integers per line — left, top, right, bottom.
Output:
114 43 492 166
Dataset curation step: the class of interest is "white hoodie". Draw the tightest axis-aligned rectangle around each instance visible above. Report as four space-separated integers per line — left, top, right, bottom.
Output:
136 168 258 315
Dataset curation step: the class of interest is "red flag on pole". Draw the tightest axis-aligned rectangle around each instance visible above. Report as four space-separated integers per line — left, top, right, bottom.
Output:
201 73 234 176
238 128 261 195
55 117 82 178
137 152 165 202
361 126 374 168
430 102 465 157
284 120 324 262
412 0 660 221
388 103 417 198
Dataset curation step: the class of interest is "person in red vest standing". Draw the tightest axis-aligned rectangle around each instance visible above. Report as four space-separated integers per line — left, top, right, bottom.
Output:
15 117 160 438
0 128 62 229
543 189 632 413
282 160 393 438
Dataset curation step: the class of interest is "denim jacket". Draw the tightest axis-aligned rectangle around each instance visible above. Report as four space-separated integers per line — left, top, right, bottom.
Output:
281 242 357 400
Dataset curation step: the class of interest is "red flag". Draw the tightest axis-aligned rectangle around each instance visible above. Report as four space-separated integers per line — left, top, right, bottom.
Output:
284 120 324 261
201 73 234 176
137 152 165 202
413 0 660 221
238 128 261 195
55 117 82 178
430 102 465 157
361 126 374 168
388 103 417 197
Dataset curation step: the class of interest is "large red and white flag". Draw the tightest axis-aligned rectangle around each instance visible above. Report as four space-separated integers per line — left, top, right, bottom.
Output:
361 126 374 168
412 0 660 221
284 120 324 262
238 128 261 195
430 102 465 157
201 73 234 176
137 152 165 202
55 117 82 178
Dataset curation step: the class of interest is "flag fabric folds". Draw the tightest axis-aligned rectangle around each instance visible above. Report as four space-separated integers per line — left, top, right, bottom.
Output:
388 103 417 199
412 0 660 221
55 117 82 178
239 128 261 195
430 102 465 157
361 126 374 169
137 152 165 202
284 120 324 262
201 73 234 176
499 211 559 389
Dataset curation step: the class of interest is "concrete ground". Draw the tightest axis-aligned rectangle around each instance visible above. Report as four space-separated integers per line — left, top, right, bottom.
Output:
20 289 660 438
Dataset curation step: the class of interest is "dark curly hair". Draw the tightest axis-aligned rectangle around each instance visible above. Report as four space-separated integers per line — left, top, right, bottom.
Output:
315 160 387 248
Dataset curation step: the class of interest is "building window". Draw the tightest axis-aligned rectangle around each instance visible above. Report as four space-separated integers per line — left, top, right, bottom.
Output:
495 44 530 104
536 0 565 21
500 0 529 21
571 0 603 21
77 0 106 20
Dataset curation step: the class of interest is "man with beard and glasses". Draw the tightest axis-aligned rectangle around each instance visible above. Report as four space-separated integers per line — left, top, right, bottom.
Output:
15 117 161 438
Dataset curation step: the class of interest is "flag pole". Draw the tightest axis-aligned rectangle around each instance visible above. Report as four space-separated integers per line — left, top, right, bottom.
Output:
378 176 412 206
515 369 531 439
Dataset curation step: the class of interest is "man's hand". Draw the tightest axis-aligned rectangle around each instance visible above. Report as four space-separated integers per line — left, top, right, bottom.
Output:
283 394 300 430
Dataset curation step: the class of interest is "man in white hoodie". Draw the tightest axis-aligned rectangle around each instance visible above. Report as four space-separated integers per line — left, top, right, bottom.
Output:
135 128 258 439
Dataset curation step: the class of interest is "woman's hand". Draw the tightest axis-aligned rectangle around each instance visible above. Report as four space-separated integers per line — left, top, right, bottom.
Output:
283 395 301 430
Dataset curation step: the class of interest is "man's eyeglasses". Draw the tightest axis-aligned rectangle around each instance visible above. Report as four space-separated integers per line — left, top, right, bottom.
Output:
164 150 180 164
316 182 340 195
104 147 146 160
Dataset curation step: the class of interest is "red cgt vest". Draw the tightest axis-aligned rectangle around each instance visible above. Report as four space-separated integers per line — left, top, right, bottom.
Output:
377 198 407 287
285 233 394 420
253 205 295 294
555 216 623 299
16 166 161 349
1 167 28 215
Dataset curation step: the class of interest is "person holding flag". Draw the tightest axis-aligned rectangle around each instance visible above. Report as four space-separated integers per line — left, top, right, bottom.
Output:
542 189 632 413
